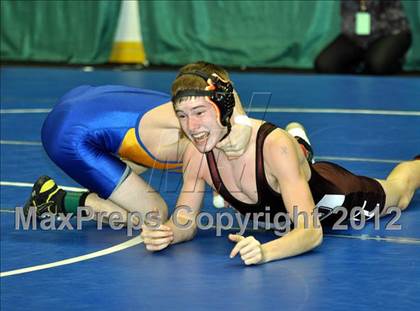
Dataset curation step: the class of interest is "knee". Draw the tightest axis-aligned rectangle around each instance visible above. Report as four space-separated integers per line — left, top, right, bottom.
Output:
365 57 401 75
314 55 341 73
154 198 169 222
393 176 413 210
398 186 413 210
160 204 169 222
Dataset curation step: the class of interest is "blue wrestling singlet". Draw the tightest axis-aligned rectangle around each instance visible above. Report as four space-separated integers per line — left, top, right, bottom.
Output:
42 85 180 198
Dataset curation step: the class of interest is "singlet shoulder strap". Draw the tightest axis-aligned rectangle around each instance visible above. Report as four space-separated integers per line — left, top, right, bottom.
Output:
255 122 278 196
206 122 278 207
206 149 244 206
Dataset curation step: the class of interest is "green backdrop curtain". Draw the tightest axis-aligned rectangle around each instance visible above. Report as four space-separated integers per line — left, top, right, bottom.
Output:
140 0 420 70
0 0 121 64
1 0 419 69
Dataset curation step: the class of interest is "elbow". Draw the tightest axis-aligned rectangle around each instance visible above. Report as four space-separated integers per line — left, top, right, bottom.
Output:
295 212 323 250
308 226 323 249
299 224 323 252
185 224 198 241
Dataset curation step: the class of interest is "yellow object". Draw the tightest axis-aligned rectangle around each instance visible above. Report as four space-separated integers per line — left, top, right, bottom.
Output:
39 179 60 202
109 41 146 64
119 128 182 170
40 179 55 193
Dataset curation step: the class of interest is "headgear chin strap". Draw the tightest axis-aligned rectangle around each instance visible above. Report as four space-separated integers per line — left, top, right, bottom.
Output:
172 70 235 141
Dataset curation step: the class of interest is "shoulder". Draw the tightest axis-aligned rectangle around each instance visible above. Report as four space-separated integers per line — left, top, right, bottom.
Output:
263 127 297 158
263 128 302 178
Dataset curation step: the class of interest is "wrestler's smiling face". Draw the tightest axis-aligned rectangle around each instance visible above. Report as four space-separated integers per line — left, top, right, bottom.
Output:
175 97 227 153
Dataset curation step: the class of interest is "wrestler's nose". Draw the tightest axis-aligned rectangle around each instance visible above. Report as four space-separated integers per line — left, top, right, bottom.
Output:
187 116 201 132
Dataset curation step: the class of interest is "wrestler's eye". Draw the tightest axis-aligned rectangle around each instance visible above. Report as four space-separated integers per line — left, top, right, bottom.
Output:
177 113 186 119
195 110 206 117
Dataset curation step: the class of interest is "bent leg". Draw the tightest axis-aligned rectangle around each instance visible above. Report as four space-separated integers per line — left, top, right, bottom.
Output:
38 84 171 225
376 159 420 214
364 32 412 75
314 34 364 73
42 123 167 222
85 193 141 226
80 159 167 224
109 171 168 221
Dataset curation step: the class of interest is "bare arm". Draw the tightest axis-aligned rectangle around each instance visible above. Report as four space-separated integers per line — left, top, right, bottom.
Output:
229 131 322 264
261 131 323 261
166 144 206 244
141 143 206 250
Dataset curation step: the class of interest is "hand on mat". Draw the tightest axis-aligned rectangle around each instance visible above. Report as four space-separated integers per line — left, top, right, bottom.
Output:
141 224 174 252
229 234 264 265
216 123 252 159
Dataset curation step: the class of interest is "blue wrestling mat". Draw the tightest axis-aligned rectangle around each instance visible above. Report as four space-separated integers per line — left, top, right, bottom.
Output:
1 66 419 310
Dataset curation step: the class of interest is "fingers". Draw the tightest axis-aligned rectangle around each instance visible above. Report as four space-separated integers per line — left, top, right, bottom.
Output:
238 243 257 257
215 139 245 159
229 235 263 265
143 236 174 247
243 252 263 265
141 228 173 239
141 224 174 252
241 249 262 265
217 147 244 160
215 139 238 152
215 139 228 149
142 224 172 231
215 143 239 154
144 242 171 252
216 122 252 158
228 234 244 243
229 235 250 258
225 152 242 160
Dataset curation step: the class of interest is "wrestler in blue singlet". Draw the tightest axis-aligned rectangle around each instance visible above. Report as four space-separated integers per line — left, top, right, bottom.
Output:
42 85 180 199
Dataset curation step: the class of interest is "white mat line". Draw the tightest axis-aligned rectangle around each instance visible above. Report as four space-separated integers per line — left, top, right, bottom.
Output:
247 107 420 116
315 156 401 164
1 107 420 116
0 140 42 146
0 181 86 192
0 108 52 114
0 139 407 164
0 212 417 278
0 235 143 277
324 233 420 244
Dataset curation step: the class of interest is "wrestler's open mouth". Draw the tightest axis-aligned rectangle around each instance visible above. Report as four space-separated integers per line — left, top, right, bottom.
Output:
191 132 209 144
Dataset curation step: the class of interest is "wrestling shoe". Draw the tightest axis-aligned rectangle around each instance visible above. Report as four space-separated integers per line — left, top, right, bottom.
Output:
23 176 66 218
285 122 314 163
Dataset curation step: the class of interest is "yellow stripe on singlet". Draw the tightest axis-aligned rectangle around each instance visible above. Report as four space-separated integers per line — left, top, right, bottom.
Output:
118 128 183 171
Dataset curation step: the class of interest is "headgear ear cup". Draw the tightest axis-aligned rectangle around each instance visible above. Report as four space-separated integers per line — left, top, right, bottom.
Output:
207 73 235 128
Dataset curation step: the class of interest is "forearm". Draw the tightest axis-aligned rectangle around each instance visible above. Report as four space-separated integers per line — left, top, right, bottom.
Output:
162 144 205 246
261 225 323 263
